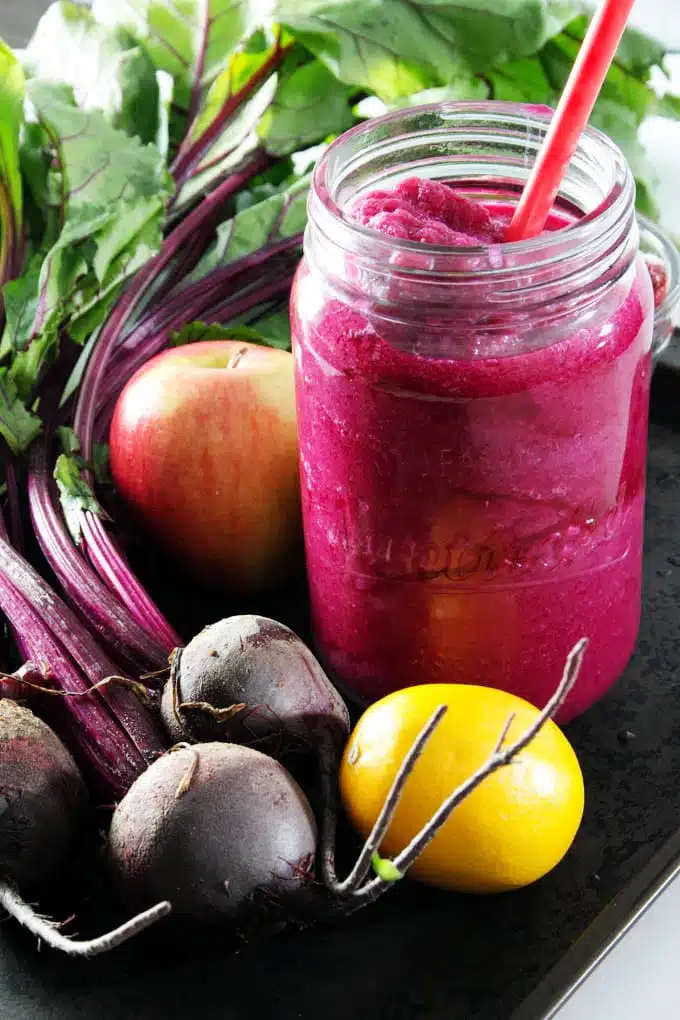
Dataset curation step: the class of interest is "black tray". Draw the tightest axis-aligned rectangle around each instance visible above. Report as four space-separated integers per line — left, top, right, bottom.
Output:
0 360 678 1020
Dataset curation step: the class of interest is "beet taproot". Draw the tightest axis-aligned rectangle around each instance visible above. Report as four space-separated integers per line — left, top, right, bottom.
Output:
107 742 318 925
0 699 87 886
0 700 171 956
161 615 349 752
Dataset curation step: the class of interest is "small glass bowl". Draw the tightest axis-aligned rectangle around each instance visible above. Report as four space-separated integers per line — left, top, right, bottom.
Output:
639 214 680 361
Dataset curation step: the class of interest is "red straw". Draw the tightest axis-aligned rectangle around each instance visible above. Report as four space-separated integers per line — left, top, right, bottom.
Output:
505 0 637 242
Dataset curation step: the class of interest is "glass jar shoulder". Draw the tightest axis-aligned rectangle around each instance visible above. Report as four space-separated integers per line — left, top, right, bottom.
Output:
291 254 654 401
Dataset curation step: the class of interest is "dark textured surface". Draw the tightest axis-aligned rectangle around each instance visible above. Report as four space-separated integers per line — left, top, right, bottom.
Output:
0 367 677 1019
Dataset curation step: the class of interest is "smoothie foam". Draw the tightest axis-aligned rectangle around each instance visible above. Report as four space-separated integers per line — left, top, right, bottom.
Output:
292 177 653 721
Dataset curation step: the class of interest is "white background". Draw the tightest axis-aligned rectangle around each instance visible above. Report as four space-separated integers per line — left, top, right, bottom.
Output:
546 862 680 1019
630 0 680 234
630 0 680 46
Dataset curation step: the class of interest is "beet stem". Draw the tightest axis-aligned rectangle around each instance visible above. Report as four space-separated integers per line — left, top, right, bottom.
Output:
329 707 447 897
113 235 301 363
96 258 299 431
3 455 24 554
318 737 343 889
0 571 148 795
0 884 172 957
0 537 166 767
28 439 172 671
79 514 181 651
334 638 587 910
170 39 291 186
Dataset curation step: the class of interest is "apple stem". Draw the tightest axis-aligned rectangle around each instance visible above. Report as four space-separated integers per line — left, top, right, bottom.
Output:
227 347 248 370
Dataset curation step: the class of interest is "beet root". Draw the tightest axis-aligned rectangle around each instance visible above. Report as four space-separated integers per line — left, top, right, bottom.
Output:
107 742 318 925
0 701 172 956
0 699 87 886
160 616 350 888
161 615 349 753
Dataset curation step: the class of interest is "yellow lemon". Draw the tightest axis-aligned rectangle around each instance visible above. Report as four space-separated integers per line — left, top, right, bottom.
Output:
340 684 584 893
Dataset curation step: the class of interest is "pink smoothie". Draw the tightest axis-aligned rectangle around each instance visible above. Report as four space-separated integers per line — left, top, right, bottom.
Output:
292 177 653 721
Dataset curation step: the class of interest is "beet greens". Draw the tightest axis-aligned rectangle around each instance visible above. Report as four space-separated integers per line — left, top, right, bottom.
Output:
0 43 24 330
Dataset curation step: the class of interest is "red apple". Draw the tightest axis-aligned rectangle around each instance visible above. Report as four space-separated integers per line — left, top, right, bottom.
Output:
109 340 301 592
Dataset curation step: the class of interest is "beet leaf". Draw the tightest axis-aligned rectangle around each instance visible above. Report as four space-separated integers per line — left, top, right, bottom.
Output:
22 1 163 148
0 41 25 325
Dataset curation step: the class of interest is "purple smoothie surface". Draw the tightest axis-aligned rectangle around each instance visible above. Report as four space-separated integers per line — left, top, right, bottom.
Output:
350 177 507 244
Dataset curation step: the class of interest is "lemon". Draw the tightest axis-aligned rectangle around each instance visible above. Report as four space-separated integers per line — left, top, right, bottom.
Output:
340 683 584 893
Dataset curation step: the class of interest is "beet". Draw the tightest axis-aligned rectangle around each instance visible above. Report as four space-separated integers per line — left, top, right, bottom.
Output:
160 616 349 885
160 615 349 752
0 700 171 956
107 742 318 925
0 700 87 886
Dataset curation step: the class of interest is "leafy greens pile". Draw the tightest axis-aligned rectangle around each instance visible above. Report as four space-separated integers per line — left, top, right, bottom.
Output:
0 0 676 792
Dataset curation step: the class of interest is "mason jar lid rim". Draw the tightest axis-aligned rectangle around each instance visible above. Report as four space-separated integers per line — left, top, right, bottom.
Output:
311 100 634 265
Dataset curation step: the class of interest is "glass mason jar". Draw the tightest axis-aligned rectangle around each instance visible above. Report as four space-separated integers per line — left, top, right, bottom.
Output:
291 102 655 723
